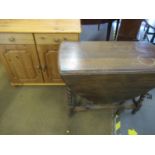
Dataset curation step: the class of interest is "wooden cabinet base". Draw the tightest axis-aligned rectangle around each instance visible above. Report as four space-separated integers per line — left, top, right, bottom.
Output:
11 82 65 86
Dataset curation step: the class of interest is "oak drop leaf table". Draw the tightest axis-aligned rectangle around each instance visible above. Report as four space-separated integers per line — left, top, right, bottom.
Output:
59 41 155 114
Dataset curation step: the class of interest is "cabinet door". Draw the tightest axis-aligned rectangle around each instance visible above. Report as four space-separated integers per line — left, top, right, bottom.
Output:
0 45 43 84
36 45 63 83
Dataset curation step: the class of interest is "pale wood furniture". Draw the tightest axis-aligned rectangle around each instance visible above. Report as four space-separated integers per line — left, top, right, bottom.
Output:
0 20 81 86
59 41 155 113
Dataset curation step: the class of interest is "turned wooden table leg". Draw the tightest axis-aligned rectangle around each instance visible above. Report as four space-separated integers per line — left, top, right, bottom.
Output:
66 87 77 116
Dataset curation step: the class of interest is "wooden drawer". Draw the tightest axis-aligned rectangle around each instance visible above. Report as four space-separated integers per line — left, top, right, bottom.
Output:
0 33 34 44
34 33 79 44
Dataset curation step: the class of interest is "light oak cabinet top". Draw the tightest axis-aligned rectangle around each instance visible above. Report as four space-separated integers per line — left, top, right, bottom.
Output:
0 19 81 33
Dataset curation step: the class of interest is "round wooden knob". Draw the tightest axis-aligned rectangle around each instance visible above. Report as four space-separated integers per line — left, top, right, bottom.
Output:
63 37 67 41
54 38 61 43
9 37 15 42
41 37 45 40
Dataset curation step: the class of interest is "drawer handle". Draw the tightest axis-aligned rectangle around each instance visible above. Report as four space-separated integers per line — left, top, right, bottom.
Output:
9 37 15 42
40 37 45 40
54 38 61 43
36 65 41 71
63 37 68 41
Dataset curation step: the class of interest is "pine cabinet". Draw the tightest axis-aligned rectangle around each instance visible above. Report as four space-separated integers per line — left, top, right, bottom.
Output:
0 20 81 86
0 44 43 84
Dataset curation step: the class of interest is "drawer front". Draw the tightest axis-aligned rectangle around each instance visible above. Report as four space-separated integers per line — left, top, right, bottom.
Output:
34 33 79 44
0 33 34 44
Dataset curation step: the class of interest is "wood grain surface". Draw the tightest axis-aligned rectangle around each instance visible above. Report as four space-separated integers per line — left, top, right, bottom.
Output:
0 19 81 33
0 45 43 83
0 33 34 44
59 41 155 75
59 41 155 104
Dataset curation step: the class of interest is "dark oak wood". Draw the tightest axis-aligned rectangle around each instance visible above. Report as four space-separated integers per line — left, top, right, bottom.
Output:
81 19 114 25
59 41 155 104
117 19 143 41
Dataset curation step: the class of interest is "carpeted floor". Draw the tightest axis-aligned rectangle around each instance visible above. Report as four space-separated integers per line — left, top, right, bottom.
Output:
0 64 113 135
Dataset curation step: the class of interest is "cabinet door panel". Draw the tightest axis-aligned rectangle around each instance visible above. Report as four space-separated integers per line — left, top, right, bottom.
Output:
46 50 61 80
4 50 36 79
0 45 43 84
37 45 63 83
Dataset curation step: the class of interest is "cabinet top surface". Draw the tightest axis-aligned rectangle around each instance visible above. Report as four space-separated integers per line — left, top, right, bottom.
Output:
59 41 155 75
0 19 81 33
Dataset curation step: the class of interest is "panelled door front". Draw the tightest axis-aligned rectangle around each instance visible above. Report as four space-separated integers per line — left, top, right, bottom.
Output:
0 45 43 84
35 33 79 83
36 44 63 83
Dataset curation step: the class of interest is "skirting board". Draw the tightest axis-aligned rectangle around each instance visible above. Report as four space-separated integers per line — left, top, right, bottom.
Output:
11 82 66 86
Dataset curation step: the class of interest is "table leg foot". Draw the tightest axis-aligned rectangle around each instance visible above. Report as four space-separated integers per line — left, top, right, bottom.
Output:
131 93 146 114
